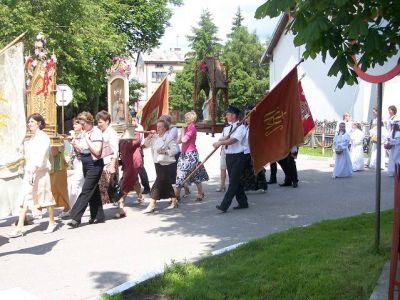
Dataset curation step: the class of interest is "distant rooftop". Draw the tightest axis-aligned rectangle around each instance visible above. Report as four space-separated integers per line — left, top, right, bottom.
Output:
142 48 187 63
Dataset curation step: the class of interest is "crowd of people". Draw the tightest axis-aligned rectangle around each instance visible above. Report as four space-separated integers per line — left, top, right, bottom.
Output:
332 105 400 178
7 104 400 237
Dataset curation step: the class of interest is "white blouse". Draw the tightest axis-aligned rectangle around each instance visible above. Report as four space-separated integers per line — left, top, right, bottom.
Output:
24 129 51 172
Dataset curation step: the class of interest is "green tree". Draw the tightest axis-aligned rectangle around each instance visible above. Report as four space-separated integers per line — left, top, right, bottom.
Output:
0 0 180 113
128 78 144 107
255 0 400 88
231 6 244 32
187 9 222 60
222 23 269 108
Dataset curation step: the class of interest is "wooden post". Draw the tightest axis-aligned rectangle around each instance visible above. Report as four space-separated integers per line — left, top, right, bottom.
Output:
388 163 400 300
193 68 198 114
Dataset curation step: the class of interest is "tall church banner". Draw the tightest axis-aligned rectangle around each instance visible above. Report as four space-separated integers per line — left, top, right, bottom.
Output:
140 77 169 132
249 67 304 173
0 41 26 179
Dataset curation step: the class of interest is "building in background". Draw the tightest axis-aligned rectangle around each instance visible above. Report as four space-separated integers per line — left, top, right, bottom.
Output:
261 14 398 123
134 48 186 110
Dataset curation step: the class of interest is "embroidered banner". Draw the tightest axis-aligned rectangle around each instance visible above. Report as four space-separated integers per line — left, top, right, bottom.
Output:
249 67 304 173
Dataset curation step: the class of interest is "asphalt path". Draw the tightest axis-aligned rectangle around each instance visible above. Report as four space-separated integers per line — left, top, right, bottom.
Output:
0 132 395 299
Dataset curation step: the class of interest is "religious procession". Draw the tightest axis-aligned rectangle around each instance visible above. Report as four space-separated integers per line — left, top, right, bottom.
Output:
1 2 400 295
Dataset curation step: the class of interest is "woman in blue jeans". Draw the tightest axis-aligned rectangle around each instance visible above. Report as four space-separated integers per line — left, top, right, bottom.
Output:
67 111 104 228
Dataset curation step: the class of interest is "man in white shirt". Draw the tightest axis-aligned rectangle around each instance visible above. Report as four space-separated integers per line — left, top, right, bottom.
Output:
213 105 248 212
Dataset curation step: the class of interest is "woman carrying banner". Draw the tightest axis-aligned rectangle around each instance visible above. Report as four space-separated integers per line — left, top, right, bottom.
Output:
143 119 179 213
175 111 209 201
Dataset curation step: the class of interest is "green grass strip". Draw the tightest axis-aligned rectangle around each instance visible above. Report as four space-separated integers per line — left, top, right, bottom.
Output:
103 210 393 300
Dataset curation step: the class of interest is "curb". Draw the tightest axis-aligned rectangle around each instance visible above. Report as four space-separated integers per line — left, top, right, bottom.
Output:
104 242 247 297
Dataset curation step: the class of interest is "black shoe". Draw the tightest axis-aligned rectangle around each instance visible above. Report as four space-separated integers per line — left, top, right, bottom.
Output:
267 179 277 184
216 205 227 213
233 204 249 210
142 189 150 195
279 182 292 187
89 218 105 224
292 182 298 188
67 220 80 229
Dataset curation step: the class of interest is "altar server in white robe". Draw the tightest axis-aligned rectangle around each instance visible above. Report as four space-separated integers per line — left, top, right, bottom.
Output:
387 118 400 176
332 122 352 178
350 123 365 172
369 122 387 169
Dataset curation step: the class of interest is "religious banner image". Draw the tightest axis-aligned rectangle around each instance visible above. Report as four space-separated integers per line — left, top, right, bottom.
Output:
140 77 169 132
249 67 304 173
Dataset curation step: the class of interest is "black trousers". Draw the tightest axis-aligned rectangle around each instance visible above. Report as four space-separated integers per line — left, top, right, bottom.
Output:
138 147 150 191
220 152 248 210
70 155 104 222
270 162 277 181
278 153 298 184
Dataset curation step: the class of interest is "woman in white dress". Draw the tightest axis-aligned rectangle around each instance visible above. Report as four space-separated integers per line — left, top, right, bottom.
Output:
369 121 387 169
349 123 365 171
332 122 352 178
8 113 57 237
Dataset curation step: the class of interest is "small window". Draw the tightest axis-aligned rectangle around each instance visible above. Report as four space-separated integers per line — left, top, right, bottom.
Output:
155 64 164 68
151 72 167 82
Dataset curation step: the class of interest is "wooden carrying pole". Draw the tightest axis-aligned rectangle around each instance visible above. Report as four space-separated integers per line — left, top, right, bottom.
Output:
0 32 26 56
182 58 305 184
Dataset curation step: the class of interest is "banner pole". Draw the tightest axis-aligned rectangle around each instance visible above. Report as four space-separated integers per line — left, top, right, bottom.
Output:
0 32 27 56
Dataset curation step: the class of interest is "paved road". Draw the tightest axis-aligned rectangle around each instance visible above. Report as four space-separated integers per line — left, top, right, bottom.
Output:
0 132 395 299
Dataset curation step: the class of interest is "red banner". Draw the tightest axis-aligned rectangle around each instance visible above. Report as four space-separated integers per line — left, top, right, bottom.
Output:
140 77 169 132
249 67 304 173
298 81 315 137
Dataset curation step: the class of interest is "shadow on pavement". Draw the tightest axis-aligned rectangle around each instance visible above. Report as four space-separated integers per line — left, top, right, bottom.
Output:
0 239 61 257
89 271 129 289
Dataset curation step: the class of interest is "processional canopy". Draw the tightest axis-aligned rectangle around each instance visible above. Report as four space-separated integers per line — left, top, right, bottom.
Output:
25 32 60 145
107 57 131 127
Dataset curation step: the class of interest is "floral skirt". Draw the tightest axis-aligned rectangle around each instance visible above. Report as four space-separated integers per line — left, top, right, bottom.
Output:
176 150 209 188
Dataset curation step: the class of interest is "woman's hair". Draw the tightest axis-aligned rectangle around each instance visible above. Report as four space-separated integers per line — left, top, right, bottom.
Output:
389 105 397 115
96 110 111 123
77 111 94 124
157 119 169 131
28 113 46 130
185 111 197 123
354 122 362 130
158 114 172 124
343 112 350 119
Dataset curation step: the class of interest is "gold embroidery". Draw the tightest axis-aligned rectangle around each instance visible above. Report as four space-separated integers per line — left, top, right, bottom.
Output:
264 108 286 137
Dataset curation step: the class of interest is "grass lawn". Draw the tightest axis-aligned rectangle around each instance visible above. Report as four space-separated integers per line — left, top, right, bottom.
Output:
102 210 393 300
300 146 333 157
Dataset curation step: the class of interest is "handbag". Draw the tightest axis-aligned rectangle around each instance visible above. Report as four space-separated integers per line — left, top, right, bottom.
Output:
108 174 122 203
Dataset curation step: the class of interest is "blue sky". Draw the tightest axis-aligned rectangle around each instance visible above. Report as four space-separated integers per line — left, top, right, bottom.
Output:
159 0 279 50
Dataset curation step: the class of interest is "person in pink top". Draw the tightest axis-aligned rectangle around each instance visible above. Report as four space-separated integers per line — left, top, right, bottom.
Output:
176 111 209 201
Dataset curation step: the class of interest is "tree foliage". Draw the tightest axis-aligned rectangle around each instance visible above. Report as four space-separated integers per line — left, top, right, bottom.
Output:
255 0 400 88
187 9 222 60
0 0 180 113
169 8 269 115
222 26 269 108
231 6 244 32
